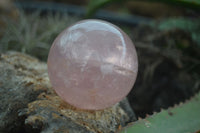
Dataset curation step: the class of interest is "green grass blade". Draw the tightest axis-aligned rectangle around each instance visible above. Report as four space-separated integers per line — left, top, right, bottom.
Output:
86 0 122 17
86 0 200 17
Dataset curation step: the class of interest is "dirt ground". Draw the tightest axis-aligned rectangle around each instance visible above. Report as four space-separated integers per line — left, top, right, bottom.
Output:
127 24 200 117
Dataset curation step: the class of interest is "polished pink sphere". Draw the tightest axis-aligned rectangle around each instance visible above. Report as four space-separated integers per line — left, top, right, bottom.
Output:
47 19 138 110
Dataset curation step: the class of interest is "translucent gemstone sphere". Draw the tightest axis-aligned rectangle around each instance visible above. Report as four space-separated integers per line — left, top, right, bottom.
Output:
47 19 138 110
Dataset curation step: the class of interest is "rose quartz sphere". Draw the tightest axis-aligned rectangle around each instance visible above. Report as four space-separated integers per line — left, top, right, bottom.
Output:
48 19 138 110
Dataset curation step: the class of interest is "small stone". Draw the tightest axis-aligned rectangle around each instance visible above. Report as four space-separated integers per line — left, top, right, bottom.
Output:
48 19 138 110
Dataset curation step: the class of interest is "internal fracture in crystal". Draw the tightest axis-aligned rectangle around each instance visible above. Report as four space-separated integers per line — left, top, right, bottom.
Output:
47 19 138 110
